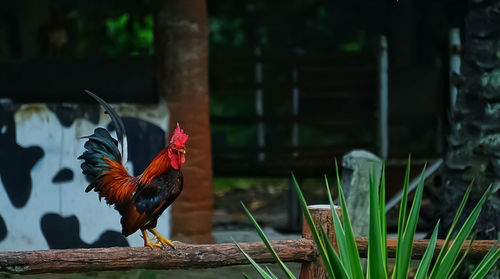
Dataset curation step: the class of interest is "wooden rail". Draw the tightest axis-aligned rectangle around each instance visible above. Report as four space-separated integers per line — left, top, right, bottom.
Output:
0 240 315 275
0 206 498 277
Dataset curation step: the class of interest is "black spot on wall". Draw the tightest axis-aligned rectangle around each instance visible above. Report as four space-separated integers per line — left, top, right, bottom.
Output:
108 117 165 176
0 215 7 242
47 103 100 127
0 107 44 208
41 214 129 249
52 168 74 183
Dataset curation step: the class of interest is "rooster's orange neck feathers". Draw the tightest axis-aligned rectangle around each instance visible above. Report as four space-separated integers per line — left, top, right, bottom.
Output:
139 124 188 185
140 148 172 184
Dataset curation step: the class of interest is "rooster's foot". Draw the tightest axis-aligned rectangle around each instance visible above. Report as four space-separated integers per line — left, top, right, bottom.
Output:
149 228 175 249
141 229 163 249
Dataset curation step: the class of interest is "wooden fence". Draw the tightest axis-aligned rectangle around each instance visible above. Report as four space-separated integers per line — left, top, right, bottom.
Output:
0 206 497 278
210 48 381 177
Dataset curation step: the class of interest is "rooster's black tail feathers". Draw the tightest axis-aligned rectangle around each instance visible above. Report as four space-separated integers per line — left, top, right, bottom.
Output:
84 90 128 164
79 127 122 192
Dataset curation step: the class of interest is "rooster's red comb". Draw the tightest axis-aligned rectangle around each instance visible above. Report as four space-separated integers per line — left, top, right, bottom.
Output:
170 123 188 146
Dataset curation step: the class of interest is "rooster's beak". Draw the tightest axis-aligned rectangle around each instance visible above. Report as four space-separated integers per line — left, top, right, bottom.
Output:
178 149 186 154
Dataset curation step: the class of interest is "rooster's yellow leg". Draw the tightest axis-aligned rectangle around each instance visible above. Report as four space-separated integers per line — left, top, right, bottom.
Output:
148 228 175 249
141 229 162 249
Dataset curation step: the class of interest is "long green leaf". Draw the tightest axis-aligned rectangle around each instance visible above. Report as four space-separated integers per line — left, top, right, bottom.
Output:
241 202 295 279
233 240 274 279
292 173 336 279
473 236 500 275
448 233 475 279
334 161 364 278
368 167 387 279
379 163 387 270
319 226 350 279
429 182 473 279
394 164 426 279
265 266 279 279
414 221 439 279
470 242 500 279
431 185 492 279
392 155 411 279
325 175 351 276
471 238 500 279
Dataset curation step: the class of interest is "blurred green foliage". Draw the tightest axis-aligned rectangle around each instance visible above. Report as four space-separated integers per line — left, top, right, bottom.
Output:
209 0 386 55
0 0 377 169
0 1 156 58
64 2 154 58
0 0 367 58
104 13 154 56
0 0 368 59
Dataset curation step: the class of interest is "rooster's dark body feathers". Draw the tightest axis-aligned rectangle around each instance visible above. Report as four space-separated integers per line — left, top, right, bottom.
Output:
79 91 188 248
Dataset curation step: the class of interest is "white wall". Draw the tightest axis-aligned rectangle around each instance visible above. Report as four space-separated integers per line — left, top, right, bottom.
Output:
0 101 169 251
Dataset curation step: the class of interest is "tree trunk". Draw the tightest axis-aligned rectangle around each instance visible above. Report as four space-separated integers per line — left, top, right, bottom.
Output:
442 0 500 277
154 0 214 243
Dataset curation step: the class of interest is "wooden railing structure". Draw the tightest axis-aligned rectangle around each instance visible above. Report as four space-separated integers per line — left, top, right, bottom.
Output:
0 206 497 278
210 49 381 178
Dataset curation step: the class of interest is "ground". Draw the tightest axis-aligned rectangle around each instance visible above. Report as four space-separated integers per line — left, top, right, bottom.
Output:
213 177 333 232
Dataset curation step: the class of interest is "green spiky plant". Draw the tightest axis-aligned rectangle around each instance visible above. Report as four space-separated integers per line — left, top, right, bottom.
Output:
235 159 500 279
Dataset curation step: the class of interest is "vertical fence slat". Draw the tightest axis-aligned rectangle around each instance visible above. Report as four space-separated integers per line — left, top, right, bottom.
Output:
449 28 461 111
378 35 389 160
255 45 266 162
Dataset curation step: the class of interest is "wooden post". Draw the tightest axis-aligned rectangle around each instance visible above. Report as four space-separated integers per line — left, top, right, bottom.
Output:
255 45 265 162
378 35 389 160
449 28 461 111
155 0 214 244
287 65 301 232
291 64 300 158
287 177 301 232
299 205 341 279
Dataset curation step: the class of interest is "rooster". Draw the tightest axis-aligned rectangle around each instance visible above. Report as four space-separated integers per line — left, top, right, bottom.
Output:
78 91 188 249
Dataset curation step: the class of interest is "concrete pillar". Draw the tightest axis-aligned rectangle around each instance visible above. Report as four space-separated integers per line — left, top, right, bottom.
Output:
341 150 383 237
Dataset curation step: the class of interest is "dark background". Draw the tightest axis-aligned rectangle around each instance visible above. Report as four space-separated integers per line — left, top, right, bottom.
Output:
0 0 461 188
